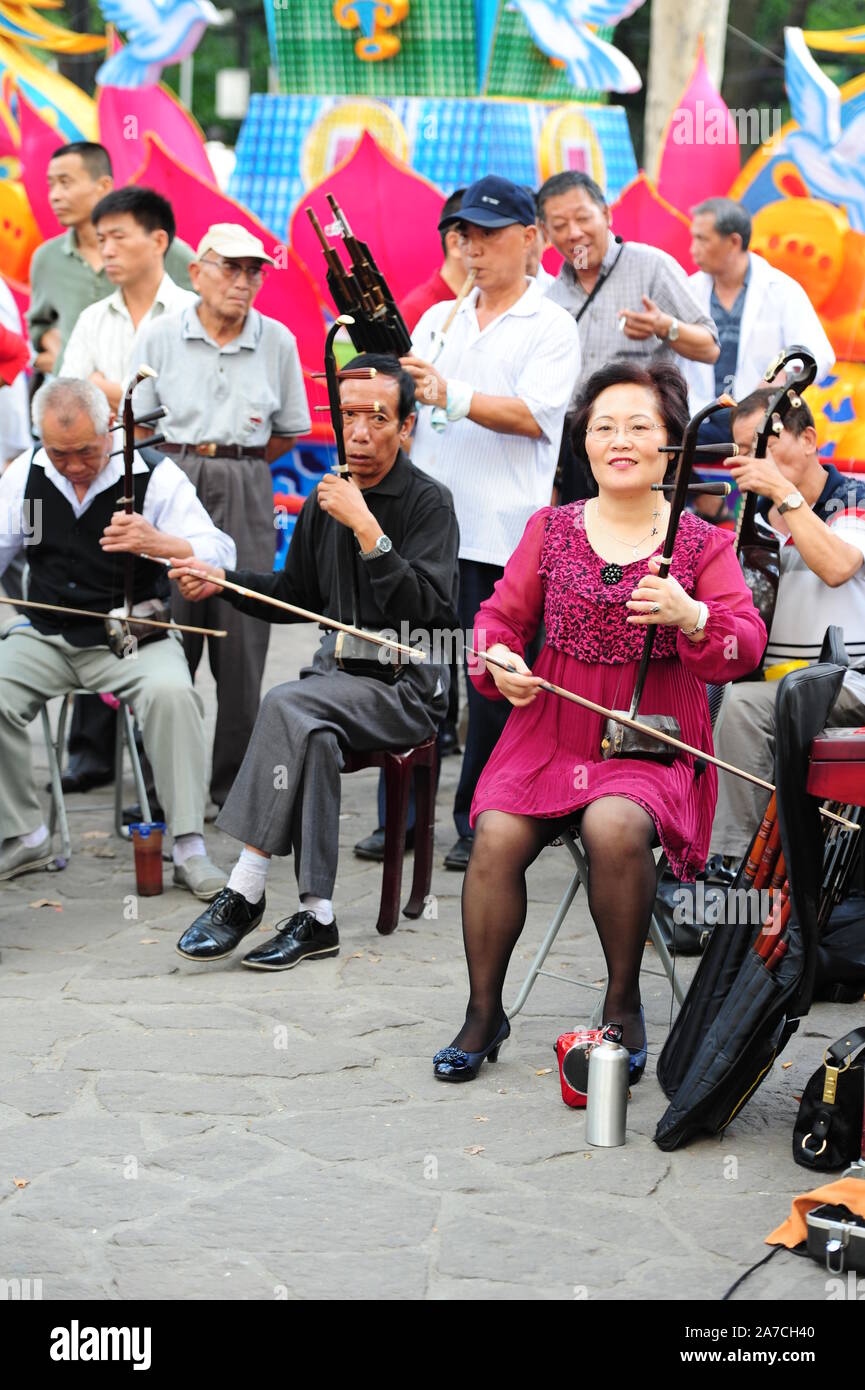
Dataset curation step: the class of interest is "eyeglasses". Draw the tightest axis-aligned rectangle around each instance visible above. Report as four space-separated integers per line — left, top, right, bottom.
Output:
199 256 267 285
586 420 665 440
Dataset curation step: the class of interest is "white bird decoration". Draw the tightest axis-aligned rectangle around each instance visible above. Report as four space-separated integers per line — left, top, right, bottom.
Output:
511 0 646 94
96 0 228 88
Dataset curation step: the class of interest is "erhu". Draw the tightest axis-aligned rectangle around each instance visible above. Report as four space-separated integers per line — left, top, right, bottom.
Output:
733 345 818 675
599 391 738 764
104 365 174 657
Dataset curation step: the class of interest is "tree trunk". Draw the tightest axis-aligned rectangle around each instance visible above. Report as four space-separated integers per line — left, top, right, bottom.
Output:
643 0 731 178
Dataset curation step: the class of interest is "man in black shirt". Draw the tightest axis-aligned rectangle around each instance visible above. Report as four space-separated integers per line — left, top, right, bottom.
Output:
172 355 460 971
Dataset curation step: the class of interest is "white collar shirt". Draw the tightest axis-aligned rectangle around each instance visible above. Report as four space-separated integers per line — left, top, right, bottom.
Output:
410 277 581 566
680 252 836 410
58 273 197 383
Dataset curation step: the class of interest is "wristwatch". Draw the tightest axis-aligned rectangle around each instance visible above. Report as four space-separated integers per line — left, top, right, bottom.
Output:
666 317 680 342
359 534 393 560
777 491 805 516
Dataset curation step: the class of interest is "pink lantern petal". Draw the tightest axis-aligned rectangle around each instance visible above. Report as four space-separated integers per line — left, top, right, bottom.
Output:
611 171 697 274
97 77 216 189
656 40 741 215
17 91 64 240
290 130 444 309
129 134 326 374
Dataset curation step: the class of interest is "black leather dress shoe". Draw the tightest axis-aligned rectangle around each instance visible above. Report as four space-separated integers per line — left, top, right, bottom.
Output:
48 768 114 795
242 911 339 971
176 888 265 961
353 826 415 862
444 835 474 871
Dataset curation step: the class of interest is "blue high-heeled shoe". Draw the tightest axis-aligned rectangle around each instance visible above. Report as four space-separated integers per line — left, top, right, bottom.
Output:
433 1016 511 1083
628 1007 648 1084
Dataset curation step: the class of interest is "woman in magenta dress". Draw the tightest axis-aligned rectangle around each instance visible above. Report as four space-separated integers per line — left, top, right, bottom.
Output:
433 360 766 1083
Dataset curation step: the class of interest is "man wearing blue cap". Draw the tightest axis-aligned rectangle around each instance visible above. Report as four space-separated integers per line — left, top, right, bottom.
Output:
398 174 581 871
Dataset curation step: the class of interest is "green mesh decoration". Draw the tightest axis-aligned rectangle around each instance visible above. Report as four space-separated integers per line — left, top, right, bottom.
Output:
272 0 475 97
270 1 614 101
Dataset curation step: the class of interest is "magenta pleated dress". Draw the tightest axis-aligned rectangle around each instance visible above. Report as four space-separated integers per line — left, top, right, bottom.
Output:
469 502 767 881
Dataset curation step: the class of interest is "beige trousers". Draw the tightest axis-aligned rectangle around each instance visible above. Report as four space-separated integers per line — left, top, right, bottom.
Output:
708 670 865 859
0 626 206 842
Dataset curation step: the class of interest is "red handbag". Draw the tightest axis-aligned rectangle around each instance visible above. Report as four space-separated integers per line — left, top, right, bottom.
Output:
555 1026 605 1108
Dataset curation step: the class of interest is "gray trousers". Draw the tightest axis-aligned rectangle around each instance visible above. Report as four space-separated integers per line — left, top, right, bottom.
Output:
709 669 865 859
170 451 275 806
0 627 206 841
216 647 447 899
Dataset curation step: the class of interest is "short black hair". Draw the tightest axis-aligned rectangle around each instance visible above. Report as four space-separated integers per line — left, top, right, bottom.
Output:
439 188 465 255
731 387 815 437
50 141 112 181
342 353 416 424
91 187 176 247
691 197 751 251
570 359 691 493
537 171 607 220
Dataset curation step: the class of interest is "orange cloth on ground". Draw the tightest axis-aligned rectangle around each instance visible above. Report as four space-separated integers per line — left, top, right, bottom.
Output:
766 1177 865 1248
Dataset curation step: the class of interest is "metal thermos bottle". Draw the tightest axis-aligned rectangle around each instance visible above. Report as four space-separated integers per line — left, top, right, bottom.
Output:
585 1024 629 1147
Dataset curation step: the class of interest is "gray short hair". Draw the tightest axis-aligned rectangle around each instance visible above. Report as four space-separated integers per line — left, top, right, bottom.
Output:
32 377 111 437
691 197 751 251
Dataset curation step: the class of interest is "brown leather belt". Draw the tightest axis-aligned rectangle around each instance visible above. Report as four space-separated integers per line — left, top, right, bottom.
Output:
160 442 268 460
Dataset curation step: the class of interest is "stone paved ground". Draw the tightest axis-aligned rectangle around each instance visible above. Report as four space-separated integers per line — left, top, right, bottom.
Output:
0 622 859 1302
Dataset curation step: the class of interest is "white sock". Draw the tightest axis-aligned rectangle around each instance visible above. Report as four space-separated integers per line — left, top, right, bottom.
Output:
227 847 270 905
20 824 49 849
301 893 334 926
172 833 206 866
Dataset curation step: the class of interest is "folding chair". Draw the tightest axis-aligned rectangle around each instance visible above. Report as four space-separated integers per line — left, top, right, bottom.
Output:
42 692 151 862
507 682 730 1018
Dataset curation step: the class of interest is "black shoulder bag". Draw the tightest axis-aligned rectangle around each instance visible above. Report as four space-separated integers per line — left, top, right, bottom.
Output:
794 1026 865 1171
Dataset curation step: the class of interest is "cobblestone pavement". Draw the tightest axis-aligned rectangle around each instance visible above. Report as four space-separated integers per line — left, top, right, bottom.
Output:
0 623 858 1301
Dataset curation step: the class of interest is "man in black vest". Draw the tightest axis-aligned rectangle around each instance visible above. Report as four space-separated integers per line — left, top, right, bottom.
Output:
0 378 235 892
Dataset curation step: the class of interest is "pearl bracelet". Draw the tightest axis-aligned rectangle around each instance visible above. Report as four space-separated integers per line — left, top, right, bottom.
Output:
681 600 709 636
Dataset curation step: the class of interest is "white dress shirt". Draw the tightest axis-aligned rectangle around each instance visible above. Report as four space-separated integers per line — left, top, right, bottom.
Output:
0 447 236 580
410 278 581 567
58 272 197 383
681 251 836 411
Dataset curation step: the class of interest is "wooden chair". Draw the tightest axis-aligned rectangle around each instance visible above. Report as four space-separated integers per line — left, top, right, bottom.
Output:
342 737 438 934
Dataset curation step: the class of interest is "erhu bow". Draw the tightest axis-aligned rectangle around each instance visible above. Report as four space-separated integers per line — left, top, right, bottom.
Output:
468 646 857 832
146 556 427 662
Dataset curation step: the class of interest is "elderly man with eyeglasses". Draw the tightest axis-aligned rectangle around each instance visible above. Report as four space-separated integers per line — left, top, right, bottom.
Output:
129 224 311 811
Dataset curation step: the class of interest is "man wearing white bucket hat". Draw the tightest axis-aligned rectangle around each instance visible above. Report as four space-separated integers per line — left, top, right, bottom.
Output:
130 223 311 808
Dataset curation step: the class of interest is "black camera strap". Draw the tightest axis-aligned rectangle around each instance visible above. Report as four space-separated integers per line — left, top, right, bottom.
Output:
572 237 626 326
